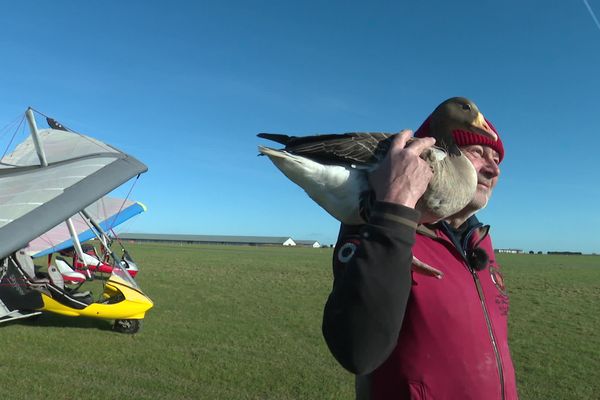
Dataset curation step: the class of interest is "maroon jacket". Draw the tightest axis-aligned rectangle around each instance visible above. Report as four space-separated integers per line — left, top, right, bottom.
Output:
323 202 518 400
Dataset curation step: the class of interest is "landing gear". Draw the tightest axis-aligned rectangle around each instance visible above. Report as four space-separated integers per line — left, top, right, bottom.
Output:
113 319 141 334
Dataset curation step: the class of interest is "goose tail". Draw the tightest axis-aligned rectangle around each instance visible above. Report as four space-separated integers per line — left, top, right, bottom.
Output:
257 133 291 145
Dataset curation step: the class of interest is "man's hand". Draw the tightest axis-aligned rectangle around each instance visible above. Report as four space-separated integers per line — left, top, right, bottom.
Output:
369 130 436 208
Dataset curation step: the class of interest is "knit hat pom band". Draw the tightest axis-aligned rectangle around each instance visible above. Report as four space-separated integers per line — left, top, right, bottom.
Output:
414 118 504 163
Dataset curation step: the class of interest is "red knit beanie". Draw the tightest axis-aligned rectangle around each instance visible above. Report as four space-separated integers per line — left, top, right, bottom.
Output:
414 117 505 163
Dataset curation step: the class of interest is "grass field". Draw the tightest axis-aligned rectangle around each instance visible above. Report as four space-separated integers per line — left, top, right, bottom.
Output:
1 244 599 399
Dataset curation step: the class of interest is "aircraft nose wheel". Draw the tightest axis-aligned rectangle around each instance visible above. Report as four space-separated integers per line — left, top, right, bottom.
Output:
113 319 142 334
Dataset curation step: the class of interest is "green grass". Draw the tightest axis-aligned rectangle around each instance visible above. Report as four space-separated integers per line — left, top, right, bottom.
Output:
501 254 600 399
1 246 599 399
0 244 351 400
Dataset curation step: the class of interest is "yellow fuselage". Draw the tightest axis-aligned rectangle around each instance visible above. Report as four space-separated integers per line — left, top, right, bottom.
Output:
39 275 153 320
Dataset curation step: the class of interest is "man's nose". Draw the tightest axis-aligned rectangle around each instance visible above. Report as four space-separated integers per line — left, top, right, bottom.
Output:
482 159 500 178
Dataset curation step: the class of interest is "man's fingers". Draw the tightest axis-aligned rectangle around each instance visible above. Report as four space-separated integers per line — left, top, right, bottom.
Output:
405 136 436 156
389 130 413 151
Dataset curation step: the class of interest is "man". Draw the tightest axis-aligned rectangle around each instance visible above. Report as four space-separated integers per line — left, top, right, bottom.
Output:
322 116 518 399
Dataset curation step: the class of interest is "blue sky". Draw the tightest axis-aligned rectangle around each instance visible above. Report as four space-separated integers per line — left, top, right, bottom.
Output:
1 1 599 253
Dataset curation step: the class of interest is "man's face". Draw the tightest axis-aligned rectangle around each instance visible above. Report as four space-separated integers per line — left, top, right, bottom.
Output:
461 144 501 210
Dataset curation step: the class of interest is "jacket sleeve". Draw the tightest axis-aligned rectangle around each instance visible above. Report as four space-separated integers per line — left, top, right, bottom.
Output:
322 201 419 375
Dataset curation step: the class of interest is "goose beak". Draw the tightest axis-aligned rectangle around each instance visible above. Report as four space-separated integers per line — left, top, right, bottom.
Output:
473 112 498 141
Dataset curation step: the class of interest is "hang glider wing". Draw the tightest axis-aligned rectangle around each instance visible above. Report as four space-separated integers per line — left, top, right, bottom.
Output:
0 127 148 260
25 197 147 258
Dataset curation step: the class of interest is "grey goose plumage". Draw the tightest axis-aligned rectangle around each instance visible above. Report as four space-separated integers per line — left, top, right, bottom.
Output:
258 97 497 225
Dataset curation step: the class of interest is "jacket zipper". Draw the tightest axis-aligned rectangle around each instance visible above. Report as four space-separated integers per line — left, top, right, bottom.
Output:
459 223 506 400
426 222 507 399
470 264 505 400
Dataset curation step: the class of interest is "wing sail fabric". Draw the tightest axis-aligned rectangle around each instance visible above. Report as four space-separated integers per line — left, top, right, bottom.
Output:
0 128 147 260
26 198 146 257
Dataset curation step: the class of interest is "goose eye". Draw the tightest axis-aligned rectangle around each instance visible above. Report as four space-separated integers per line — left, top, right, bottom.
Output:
461 103 472 111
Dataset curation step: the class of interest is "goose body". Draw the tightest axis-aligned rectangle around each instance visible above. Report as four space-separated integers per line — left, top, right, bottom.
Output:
258 136 473 224
258 97 496 225
258 144 371 225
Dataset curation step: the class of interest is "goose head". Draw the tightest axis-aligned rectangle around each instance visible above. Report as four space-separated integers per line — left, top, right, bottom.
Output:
416 97 498 157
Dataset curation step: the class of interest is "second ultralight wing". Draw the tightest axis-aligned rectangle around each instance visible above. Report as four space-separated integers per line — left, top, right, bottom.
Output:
25 197 146 258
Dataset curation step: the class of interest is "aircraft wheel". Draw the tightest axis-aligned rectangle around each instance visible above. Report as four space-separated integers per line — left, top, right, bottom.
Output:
113 319 142 334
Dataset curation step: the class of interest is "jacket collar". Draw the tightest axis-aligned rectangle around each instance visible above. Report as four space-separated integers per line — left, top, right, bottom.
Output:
417 215 490 257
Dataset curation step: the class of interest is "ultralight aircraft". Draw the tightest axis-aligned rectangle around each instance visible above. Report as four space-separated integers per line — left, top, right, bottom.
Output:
0 108 153 333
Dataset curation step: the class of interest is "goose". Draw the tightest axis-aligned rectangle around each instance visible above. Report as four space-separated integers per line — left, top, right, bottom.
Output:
258 97 498 277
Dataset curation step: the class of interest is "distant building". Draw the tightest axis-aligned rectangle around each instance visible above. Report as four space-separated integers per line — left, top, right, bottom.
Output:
495 249 524 254
295 240 322 248
118 233 296 246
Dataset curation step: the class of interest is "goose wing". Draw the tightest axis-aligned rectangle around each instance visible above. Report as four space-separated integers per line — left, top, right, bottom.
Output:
257 132 394 165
